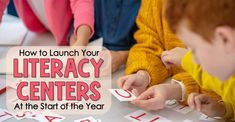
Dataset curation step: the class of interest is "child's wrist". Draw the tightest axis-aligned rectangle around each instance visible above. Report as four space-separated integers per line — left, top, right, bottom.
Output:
75 38 89 46
154 84 168 101
171 79 185 101
137 70 151 85
75 25 91 46
164 83 182 100
116 51 129 64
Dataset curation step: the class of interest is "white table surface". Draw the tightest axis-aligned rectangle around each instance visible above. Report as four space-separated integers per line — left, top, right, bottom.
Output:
0 15 225 122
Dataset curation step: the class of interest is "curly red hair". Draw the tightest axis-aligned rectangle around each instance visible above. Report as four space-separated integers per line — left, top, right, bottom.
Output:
164 0 235 41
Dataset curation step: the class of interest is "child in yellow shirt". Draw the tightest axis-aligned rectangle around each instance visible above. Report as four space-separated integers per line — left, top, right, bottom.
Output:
117 0 221 112
160 0 235 120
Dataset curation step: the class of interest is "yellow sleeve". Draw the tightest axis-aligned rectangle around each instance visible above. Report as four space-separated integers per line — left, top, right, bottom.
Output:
223 101 235 121
125 0 183 86
181 51 221 90
172 72 200 104
172 72 221 104
181 51 235 120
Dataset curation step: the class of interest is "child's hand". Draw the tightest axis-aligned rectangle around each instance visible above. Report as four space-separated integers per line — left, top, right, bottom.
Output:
110 51 128 73
117 70 150 96
99 50 128 75
188 93 226 117
131 83 182 111
161 47 188 68
131 84 169 110
70 25 91 46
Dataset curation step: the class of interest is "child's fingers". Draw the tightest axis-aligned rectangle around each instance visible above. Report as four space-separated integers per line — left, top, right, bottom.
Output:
161 54 176 69
194 94 211 112
132 99 149 108
161 51 169 58
132 97 164 110
116 76 128 88
187 93 194 109
132 89 140 96
69 34 77 46
145 97 165 110
194 95 203 112
123 77 135 90
188 93 199 109
200 104 212 117
161 56 170 68
136 87 154 100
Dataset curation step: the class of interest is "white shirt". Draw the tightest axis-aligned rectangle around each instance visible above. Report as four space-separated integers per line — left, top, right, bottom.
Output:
27 0 50 30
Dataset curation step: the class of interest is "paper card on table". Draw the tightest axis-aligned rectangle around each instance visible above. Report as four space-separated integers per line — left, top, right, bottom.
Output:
0 22 27 46
13 111 33 120
1 75 21 89
0 77 6 94
74 116 97 122
146 115 173 122
109 89 136 101
6 79 19 90
165 100 178 108
9 97 20 104
182 119 193 122
0 47 10 75
199 114 217 121
27 112 65 122
0 109 14 122
125 110 173 122
125 110 149 122
13 110 43 120
173 105 193 114
96 119 102 122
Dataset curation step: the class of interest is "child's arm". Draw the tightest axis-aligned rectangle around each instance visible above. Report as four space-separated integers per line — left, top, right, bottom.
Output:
162 48 235 120
161 48 214 88
125 0 174 87
117 70 150 96
69 0 94 46
188 93 226 118
181 51 224 88
131 83 182 110
0 0 9 22
182 52 235 120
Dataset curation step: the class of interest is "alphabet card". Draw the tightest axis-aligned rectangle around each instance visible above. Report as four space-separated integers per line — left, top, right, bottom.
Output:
165 100 178 108
0 108 13 122
173 105 193 114
13 110 44 120
74 116 97 122
27 111 65 122
125 110 173 122
199 114 217 121
109 89 136 101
